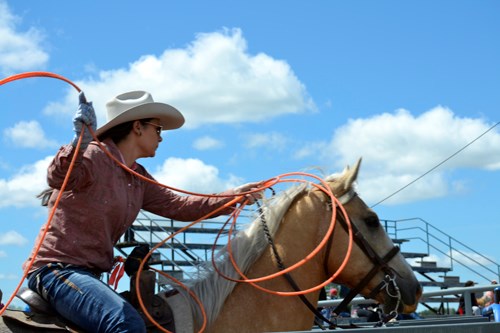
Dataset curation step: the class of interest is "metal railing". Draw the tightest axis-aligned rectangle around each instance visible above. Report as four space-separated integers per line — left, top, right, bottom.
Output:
120 210 250 284
319 284 498 317
382 218 500 283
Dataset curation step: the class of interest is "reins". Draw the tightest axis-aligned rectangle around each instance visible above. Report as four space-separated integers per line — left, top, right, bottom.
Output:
256 185 403 330
327 198 402 327
256 199 337 330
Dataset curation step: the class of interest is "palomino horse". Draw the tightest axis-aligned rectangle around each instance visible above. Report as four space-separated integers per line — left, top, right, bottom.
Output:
0 159 421 332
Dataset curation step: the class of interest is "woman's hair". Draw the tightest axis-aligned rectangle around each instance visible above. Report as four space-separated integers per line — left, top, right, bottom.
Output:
97 118 153 144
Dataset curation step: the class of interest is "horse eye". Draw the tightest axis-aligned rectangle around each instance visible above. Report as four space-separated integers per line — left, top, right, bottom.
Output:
365 215 380 228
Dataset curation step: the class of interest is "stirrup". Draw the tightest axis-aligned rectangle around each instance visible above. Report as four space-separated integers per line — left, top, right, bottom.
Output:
16 287 56 315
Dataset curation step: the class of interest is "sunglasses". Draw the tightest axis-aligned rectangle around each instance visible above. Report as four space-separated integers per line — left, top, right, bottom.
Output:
143 122 163 136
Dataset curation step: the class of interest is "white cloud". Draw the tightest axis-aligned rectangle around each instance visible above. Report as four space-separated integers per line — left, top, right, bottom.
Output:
293 141 328 160
3 120 59 149
302 106 500 205
0 273 18 280
0 230 28 246
43 28 315 128
450 249 496 267
193 136 224 150
0 0 49 75
244 132 288 151
0 156 52 208
406 251 496 272
153 157 242 194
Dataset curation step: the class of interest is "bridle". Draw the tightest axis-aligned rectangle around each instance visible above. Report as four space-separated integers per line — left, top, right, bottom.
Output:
259 187 402 329
324 189 402 323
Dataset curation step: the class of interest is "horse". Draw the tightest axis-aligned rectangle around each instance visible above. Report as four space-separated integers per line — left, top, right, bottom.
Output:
0 159 422 332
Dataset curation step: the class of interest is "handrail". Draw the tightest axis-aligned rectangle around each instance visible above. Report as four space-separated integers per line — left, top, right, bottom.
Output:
382 218 500 283
319 284 498 316
119 210 249 284
134 211 205 281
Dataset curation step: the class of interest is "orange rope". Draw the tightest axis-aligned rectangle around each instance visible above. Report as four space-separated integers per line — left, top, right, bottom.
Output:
134 197 242 333
0 71 355 333
211 175 353 295
0 130 86 316
0 71 81 92
0 72 84 316
88 124 279 197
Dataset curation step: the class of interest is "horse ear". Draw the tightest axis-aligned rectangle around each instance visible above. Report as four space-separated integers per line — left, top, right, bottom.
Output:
343 157 362 190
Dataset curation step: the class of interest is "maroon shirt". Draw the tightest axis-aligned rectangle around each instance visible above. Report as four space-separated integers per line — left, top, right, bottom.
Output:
24 139 235 274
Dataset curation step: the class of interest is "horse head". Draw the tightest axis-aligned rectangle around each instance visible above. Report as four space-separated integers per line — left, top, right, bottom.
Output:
322 158 422 315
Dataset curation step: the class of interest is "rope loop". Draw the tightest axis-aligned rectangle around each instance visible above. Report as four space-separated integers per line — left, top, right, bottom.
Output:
0 71 356 333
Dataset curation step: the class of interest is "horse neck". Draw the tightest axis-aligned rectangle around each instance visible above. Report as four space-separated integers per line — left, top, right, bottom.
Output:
207 190 329 333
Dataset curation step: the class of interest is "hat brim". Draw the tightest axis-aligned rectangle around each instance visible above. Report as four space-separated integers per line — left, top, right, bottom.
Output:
95 102 185 137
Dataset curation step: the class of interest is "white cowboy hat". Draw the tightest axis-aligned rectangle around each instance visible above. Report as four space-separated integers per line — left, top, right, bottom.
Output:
96 90 185 136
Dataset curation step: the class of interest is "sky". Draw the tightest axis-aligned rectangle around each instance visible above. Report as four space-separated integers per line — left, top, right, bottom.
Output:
1 0 500 309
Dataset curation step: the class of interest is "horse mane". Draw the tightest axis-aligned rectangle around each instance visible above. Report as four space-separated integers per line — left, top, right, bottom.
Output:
181 182 308 327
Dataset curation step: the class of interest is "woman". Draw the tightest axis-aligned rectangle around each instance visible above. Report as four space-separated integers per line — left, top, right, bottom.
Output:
23 91 261 332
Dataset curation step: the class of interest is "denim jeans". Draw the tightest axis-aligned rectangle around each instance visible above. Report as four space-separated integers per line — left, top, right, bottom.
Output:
28 263 146 333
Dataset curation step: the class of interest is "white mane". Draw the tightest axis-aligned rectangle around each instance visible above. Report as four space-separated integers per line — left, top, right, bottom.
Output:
180 183 307 327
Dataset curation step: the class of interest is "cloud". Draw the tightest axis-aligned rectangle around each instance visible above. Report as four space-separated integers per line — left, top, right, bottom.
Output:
43 28 315 128
3 120 59 149
0 273 18 280
0 156 52 208
153 157 242 194
293 141 328 160
450 249 496 267
243 132 288 151
406 251 496 273
300 106 500 205
0 230 28 246
193 136 224 150
0 0 49 75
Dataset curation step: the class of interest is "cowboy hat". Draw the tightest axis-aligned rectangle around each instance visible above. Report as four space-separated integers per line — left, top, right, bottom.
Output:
95 90 185 136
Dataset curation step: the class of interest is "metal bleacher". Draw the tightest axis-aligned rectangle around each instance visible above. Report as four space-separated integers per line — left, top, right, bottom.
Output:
114 210 236 286
382 218 500 314
359 217 499 288
114 212 500 313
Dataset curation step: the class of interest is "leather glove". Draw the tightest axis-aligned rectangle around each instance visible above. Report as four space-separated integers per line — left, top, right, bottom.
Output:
233 181 264 205
71 91 97 150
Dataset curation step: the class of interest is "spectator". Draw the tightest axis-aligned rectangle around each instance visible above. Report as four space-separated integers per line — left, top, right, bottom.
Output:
482 287 500 322
457 280 480 315
329 287 338 300
478 280 498 307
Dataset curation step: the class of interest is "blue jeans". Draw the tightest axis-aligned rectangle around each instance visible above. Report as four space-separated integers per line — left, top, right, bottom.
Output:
28 263 146 333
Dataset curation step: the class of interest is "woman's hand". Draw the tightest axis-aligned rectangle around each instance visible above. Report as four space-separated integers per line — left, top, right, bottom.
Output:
233 181 265 204
71 92 97 150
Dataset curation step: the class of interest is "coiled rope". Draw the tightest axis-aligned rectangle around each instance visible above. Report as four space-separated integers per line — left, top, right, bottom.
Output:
0 72 352 333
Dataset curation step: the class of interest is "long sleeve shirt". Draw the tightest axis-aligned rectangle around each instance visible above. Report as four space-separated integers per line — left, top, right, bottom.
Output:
23 139 235 274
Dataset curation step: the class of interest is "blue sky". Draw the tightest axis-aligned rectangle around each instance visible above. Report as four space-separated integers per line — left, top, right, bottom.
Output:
1 0 500 308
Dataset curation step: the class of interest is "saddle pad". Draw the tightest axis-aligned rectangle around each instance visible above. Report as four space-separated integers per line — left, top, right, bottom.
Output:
159 292 194 333
1 309 79 332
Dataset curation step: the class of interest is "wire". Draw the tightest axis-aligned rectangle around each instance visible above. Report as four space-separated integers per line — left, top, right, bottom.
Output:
371 119 500 207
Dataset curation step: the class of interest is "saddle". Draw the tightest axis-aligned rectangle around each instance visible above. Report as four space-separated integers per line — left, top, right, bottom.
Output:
2 288 79 332
3 271 178 332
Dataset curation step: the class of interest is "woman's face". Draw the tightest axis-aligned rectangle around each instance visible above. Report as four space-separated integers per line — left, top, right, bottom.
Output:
138 118 163 158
